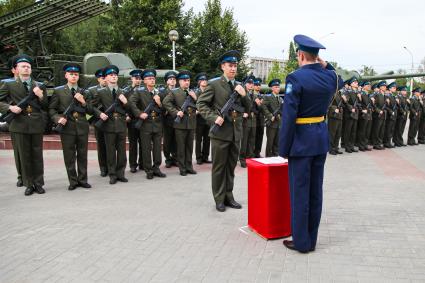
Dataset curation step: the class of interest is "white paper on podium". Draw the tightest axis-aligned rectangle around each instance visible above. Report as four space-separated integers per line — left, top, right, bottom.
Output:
252 157 288 164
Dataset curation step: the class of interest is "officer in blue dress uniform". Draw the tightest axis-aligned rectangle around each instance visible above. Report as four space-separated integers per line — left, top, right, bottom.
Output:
279 35 343 253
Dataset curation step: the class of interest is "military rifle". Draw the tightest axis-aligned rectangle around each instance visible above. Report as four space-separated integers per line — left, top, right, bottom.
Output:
265 107 281 126
210 91 245 134
175 92 196 123
134 100 161 129
94 89 126 129
53 88 86 133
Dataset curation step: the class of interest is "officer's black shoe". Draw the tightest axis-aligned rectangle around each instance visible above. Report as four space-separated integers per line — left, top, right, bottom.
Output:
109 177 117 185
202 159 212 164
240 161 247 168
186 169 197 175
328 151 337 155
216 203 226 212
146 172 154 179
345 149 352 153
180 170 187 176
16 179 23 187
78 182 92 189
365 147 372 151
68 184 77 191
196 159 203 165
153 170 166 178
100 171 108 177
351 148 358 152
117 177 128 183
358 148 366 152
336 150 343 154
130 167 137 173
165 162 172 168
34 185 45 194
24 186 34 196
283 240 309 254
224 200 242 209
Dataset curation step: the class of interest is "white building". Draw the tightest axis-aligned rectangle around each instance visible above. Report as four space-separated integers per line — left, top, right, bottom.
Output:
245 56 285 81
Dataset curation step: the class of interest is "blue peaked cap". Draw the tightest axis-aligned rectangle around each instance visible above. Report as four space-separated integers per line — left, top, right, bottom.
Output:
294 34 326 55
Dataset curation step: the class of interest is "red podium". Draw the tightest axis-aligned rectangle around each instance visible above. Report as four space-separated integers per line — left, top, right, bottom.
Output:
246 158 291 239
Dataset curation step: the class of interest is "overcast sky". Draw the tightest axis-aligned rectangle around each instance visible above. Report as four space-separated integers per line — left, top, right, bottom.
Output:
184 0 425 74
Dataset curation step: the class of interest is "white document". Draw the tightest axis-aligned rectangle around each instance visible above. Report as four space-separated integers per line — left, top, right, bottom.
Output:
252 157 288 164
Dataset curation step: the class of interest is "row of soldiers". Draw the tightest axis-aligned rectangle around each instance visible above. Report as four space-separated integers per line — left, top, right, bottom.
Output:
0 54 286 196
327 77 425 155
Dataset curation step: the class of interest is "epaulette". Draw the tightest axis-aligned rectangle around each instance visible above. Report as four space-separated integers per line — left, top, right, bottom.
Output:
54 85 65 90
208 77 221 83
171 87 180 91
1 78 16 83
265 93 273 97
88 85 97 90
136 86 145 92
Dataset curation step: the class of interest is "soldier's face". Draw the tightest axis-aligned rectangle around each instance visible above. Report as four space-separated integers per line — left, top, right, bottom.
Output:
364 85 371 92
143 76 156 88
65 72 79 84
254 85 261 91
199 80 208 88
245 82 254 90
106 73 118 84
389 87 396 92
379 86 387 92
131 77 142 87
351 81 358 88
167 77 176 87
401 90 407 96
179 78 190 89
15 62 32 77
271 85 280 94
98 77 107 87
221 62 237 80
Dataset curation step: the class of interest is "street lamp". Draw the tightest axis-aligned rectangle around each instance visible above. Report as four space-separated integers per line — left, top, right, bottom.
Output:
168 30 179 71
403 46 414 93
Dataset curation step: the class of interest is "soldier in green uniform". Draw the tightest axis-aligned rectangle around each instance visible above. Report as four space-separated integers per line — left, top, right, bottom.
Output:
342 77 360 153
163 70 198 176
327 86 345 155
371 81 388 150
197 50 251 212
407 88 422 145
393 86 409 146
383 82 398 148
161 71 178 168
239 75 257 167
357 81 373 151
92 65 131 184
49 63 92 190
88 68 108 177
130 69 166 180
262 79 283 157
0 54 48 195
253 78 265 157
195 73 212 165
126 69 143 173
418 90 425 144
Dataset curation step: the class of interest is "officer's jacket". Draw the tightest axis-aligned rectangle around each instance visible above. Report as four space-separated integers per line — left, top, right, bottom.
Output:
196 76 251 142
254 91 266 126
409 96 421 120
371 92 386 120
262 93 283 129
91 86 132 133
245 90 257 128
343 89 359 120
359 91 372 121
397 94 408 120
279 63 343 157
385 93 397 121
195 88 208 126
49 85 92 135
159 86 175 127
327 91 344 120
129 86 163 133
0 77 48 134
163 87 197 130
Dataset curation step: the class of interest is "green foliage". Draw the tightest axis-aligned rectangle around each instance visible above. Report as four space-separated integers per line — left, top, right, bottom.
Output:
188 0 249 79
0 0 34 16
282 41 298 79
358 65 377 76
266 61 285 83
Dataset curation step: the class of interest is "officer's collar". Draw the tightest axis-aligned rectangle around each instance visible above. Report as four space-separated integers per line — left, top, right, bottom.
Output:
18 76 31 85
67 84 78 90
223 75 235 84
300 63 322 70
108 84 118 92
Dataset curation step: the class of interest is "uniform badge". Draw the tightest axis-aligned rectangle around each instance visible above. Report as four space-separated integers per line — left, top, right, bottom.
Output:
285 83 293 95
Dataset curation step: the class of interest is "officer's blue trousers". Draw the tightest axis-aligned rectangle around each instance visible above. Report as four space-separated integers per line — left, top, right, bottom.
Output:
288 154 327 252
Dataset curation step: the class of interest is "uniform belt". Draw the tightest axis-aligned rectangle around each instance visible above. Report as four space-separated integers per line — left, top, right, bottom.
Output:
295 116 325 124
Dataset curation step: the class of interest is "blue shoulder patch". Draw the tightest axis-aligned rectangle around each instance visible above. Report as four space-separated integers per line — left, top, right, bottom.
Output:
1 78 16 83
54 85 65 90
285 83 293 95
136 86 145 91
208 77 220 83
265 93 273 97
88 85 97 90
171 87 180 91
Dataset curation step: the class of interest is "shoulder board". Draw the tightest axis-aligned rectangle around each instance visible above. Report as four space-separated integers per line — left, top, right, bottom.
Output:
54 85 65 90
88 85 97 90
265 93 273 97
34 81 44 86
1 78 16 83
137 86 146 91
208 77 221 83
98 86 108 91
171 87 180 91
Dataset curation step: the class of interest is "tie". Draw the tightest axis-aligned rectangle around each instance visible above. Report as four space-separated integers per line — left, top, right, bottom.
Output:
70 88 76 96
22 82 29 93
228 81 234 92
112 88 117 101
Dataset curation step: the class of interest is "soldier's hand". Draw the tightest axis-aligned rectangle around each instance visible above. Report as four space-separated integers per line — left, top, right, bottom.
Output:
342 95 347 102
235 85 246 97
243 113 249 118
9 105 22 114
140 113 148 120
177 111 184 118
100 113 108 121
335 109 340 114
196 110 199 115
118 94 128 104
74 93 86 105
379 111 383 115
362 110 367 114
271 116 275 122
58 117 67 125
371 97 375 103
352 109 355 113
33 86 43 99
255 98 262 105
153 94 161 105
317 57 328 68
189 90 197 100
126 115 131 122
215 116 224 126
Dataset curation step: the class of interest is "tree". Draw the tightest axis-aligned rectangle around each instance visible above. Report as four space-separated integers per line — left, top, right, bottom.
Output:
282 41 297 79
0 0 34 16
266 61 285 83
358 65 377 77
188 0 249 79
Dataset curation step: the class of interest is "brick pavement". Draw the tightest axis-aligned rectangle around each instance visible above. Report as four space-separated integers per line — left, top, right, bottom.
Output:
0 144 424 282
